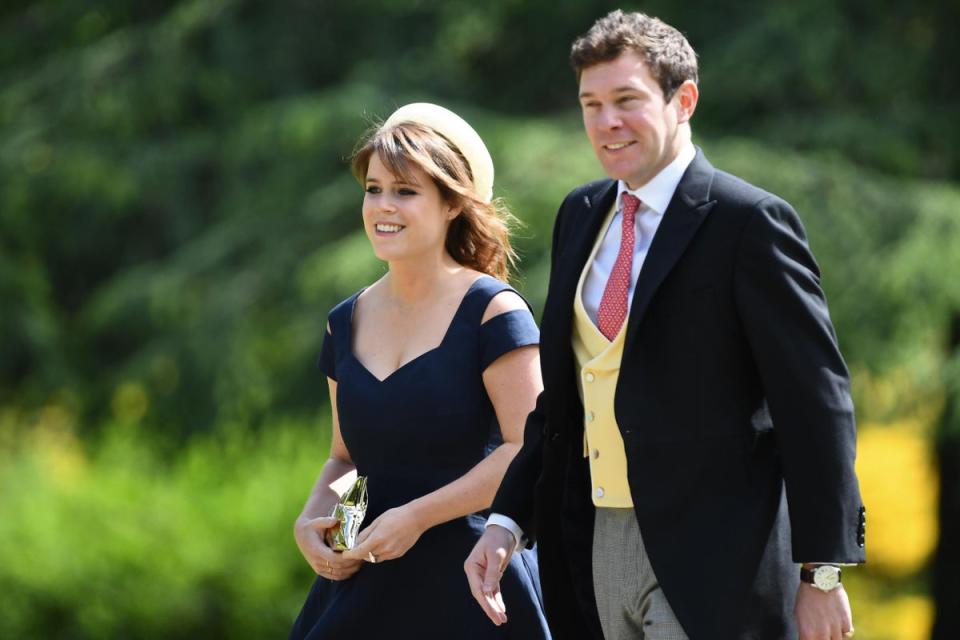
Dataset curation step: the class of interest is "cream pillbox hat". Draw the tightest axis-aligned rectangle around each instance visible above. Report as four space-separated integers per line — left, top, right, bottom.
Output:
382 103 495 203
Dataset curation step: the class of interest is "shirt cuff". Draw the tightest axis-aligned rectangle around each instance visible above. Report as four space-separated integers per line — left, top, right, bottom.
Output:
486 513 525 552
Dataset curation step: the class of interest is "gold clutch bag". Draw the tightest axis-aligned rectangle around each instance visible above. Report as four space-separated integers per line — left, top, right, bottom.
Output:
329 476 368 551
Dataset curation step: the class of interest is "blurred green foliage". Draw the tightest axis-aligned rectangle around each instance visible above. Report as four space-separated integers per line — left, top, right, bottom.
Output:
4 0 960 435
0 418 325 637
3 0 960 637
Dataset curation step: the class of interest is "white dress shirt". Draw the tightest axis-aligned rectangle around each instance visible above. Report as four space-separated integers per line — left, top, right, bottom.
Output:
487 142 697 549
581 142 697 322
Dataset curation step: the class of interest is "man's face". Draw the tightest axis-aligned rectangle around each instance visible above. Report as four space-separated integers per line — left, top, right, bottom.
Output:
579 52 683 189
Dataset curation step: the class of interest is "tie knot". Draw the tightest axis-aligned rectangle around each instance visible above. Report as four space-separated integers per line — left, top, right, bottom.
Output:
621 193 641 220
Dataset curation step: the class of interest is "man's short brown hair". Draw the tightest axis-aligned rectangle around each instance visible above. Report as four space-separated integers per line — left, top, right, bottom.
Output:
570 10 699 101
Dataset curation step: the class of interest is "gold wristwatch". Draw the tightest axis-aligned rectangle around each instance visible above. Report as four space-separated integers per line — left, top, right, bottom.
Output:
800 564 842 592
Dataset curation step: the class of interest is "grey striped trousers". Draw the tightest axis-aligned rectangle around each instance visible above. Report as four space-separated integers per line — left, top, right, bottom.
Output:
592 508 689 640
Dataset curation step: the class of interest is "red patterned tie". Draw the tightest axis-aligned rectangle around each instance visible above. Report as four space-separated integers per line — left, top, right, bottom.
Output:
596 193 641 341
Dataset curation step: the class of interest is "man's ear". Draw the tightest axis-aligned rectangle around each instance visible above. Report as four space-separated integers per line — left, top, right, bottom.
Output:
673 80 699 124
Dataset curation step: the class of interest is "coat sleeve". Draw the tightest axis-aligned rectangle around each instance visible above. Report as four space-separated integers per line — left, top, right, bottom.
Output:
733 195 866 563
491 390 547 544
489 191 576 544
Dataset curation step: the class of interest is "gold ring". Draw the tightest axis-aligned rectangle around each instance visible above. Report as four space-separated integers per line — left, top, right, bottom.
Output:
367 551 377 563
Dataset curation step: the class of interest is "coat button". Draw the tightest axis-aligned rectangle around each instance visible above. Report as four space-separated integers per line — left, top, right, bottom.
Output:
591 448 600 460
586 411 595 423
585 372 595 382
596 487 605 498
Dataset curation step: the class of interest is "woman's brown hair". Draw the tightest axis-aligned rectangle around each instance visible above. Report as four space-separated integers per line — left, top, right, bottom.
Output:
351 121 518 282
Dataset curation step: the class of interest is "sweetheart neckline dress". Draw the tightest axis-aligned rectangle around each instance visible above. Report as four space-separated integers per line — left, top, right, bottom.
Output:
289 275 551 640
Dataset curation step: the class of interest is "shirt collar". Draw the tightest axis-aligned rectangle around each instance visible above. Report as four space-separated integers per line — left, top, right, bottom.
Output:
616 142 696 216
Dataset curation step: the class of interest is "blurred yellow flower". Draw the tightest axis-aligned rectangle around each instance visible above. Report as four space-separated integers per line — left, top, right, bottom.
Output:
848 586 933 640
855 421 937 576
26 405 86 487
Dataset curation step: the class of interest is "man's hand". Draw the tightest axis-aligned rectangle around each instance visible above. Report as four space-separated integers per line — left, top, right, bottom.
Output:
464 525 516 626
795 583 854 639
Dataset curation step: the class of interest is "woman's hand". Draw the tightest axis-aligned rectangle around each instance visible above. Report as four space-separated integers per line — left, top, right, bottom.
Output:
294 515 364 581
342 505 426 564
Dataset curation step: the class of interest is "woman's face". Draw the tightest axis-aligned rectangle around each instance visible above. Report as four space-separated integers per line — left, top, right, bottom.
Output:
362 153 458 264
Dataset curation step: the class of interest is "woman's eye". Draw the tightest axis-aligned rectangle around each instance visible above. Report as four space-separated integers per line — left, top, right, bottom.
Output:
365 186 381 194
397 188 418 196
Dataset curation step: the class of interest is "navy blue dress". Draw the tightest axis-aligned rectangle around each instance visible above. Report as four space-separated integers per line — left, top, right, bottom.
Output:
290 275 551 640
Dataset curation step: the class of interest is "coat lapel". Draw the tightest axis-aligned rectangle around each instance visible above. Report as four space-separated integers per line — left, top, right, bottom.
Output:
539 180 617 402
542 180 618 351
623 151 717 354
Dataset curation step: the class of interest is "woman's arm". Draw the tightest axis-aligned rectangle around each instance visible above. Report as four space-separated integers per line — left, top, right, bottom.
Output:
343 292 542 564
293 378 365 580
296 379 356 519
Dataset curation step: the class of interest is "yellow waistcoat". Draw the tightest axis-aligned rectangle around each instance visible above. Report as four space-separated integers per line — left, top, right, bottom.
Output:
572 204 633 508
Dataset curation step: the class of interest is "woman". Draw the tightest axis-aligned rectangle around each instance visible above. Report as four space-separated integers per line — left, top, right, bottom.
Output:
289 103 550 639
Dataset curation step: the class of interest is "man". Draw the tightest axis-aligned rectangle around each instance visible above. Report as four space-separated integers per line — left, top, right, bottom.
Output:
465 10 866 640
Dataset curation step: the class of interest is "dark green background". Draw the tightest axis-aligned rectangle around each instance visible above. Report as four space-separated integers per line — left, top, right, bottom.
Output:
2 1 958 637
